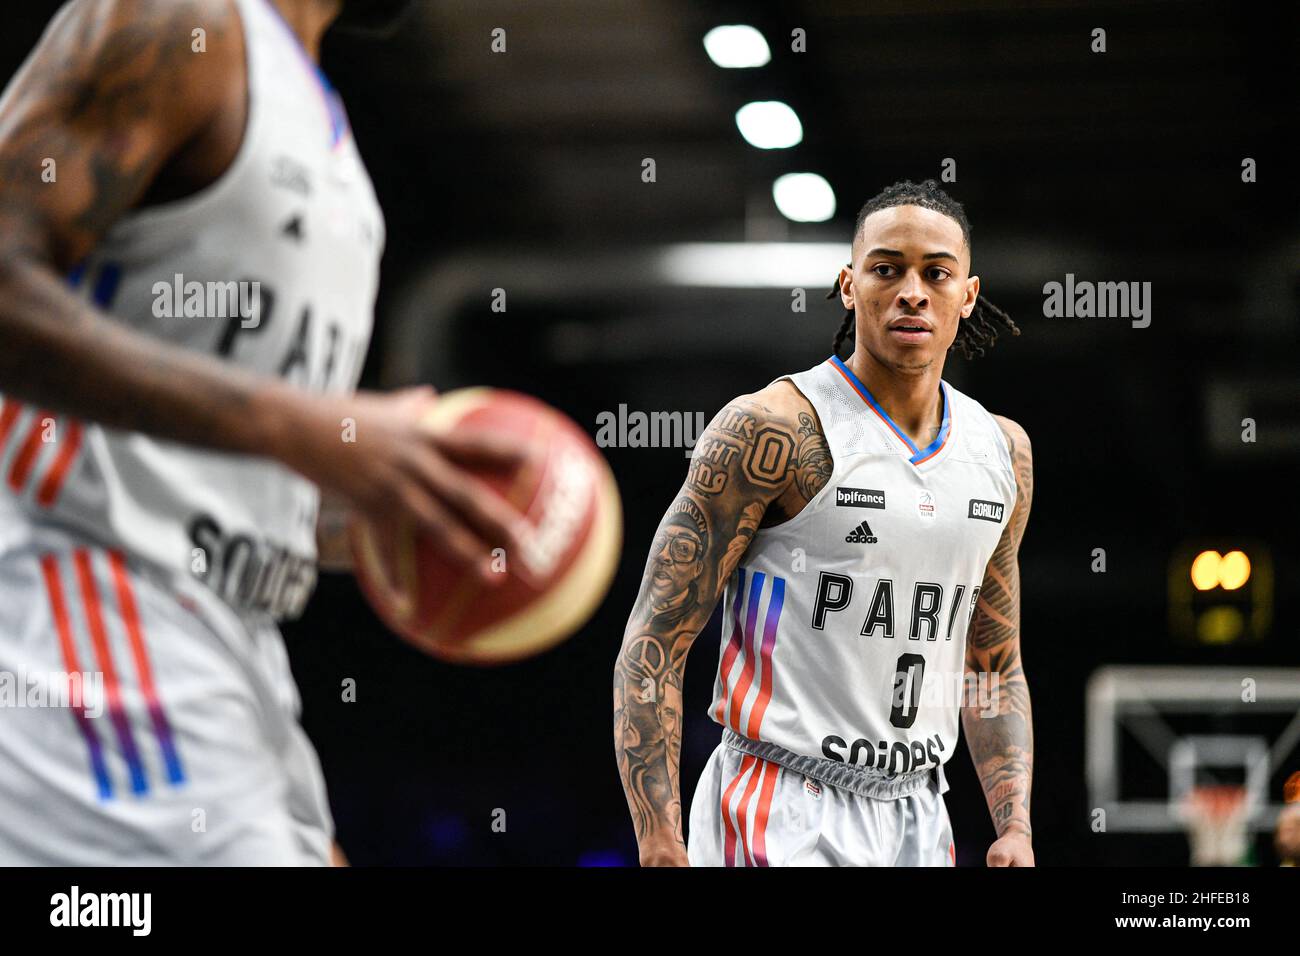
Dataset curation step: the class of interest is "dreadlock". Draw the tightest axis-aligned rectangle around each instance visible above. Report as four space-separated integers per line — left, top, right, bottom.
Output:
828 179 1019 360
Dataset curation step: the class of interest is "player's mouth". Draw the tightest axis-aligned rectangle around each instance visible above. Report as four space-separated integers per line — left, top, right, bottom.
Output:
886 317 933 343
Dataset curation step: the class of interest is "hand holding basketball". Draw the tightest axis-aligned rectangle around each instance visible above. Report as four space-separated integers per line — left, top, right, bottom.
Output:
351 388 621 665
280 385 532 579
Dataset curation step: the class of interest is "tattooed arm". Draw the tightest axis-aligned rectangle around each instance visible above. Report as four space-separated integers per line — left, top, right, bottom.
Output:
961 415 1035 866
0 0 526 571
613 384 832 866
0 0 271 445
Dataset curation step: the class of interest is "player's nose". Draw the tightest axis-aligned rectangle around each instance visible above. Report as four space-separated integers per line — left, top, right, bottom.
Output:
897 271 929 308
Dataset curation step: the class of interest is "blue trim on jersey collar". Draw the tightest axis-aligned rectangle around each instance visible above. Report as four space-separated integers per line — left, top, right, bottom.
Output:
258 0 350 147
829 355 951 465
315 69 350 149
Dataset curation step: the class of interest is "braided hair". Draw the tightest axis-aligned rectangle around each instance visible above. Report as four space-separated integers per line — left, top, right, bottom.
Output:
828 179 1019 360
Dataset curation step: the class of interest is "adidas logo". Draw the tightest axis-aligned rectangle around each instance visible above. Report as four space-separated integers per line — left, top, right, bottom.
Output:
281 214 305 242
845 520 878 544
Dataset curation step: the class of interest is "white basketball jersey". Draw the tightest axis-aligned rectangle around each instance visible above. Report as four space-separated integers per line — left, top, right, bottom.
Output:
0 0 383 619
708 356 1017 780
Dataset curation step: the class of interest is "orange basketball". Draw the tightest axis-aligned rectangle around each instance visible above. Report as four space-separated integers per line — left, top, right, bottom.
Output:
350 388 622 664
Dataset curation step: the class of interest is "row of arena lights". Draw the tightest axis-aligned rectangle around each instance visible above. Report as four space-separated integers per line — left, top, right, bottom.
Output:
703 25 836 223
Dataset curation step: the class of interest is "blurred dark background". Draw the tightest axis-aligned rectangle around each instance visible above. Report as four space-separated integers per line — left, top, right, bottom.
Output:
6 0 1297 865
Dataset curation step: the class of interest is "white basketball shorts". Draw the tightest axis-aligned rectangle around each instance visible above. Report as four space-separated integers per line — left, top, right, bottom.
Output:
0 511 333 865
688 737 956 867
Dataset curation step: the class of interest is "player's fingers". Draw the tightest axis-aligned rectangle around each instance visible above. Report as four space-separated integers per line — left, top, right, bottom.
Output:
373 385 439 425
440 476 529 559
409 451 529 555
394 484 497 583
397 384 438 399
429 429 532 472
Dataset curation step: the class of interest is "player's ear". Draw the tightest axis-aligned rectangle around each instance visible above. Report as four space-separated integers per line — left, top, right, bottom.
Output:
838 264 854 311
960 274 980 319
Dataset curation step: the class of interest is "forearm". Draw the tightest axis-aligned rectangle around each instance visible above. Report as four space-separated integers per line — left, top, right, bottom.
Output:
0 257 307 460
962 677 1033 838
613 630 688 858
966 414 1036 842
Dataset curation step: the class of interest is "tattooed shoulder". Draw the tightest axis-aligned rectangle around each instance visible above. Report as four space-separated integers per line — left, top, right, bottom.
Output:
765 381 833 521
793 408 832 502
990 415 1033 557
685 395 790 497
686 383 833 512
993 414 1030 458
993 414 1032 500
0 0 239 264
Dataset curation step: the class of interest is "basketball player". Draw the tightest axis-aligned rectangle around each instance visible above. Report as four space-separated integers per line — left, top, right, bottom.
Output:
0 0 532 864
614 180 1035 866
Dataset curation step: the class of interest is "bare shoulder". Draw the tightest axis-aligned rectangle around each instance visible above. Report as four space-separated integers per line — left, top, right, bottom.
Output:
752 377 817 420
688 379 830 505
59 0 241 85
0 0 242 264
991 414 1031 458
749 378 833 511
54 0 237 30
719 378 814 430
24 0 244 125
697 381 807 455
688 387 797 499
745 376 827 447
991 414 1033 529
44 0 238 58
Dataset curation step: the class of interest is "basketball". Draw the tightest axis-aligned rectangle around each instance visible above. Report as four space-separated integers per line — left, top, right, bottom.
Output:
350 388 622 665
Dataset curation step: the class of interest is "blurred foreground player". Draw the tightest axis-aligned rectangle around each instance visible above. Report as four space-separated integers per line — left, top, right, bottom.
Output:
615 180 1035 866
0 0 530 864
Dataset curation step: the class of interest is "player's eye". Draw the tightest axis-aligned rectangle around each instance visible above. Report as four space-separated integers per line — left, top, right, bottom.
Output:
927 267 950 281
872 263 897 277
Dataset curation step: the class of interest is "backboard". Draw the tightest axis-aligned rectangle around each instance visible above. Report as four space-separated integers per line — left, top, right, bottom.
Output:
1086 666 1300 833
